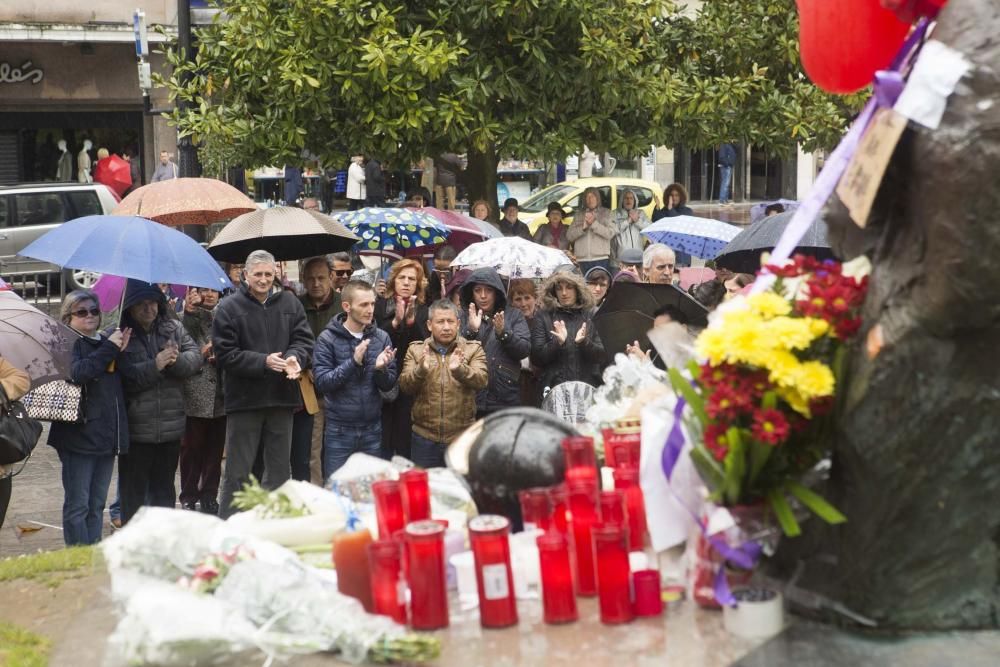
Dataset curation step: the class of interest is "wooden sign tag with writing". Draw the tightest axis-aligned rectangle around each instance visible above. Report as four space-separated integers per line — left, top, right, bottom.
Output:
836 108 908 228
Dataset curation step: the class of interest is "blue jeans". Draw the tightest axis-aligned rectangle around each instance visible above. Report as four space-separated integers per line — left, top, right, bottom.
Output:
410 432 447 469
58 449 115 546
323 421 384 479
719 165 733 204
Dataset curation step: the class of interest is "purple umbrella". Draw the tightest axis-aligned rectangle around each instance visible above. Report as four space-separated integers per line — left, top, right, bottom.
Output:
91 274 187 312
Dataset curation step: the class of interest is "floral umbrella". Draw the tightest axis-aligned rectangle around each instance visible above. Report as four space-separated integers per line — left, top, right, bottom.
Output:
451 236 571 279
0 290 75 385
336 207 450 253
114 177 256 226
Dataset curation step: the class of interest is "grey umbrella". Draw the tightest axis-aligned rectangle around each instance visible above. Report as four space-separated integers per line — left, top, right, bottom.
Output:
207 206 360 263
0 291 75 385
714 209 835 274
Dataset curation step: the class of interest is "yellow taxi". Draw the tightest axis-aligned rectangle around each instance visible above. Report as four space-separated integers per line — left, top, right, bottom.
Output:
515 177 662 233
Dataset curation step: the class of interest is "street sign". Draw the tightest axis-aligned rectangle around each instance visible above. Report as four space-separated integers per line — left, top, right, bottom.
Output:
133 9 149 58
137 61 152 90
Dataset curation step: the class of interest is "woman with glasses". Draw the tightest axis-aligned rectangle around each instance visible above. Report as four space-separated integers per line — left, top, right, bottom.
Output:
48 290 132 545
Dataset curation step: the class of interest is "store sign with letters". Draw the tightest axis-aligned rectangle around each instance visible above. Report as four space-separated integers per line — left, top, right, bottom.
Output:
0 61 44 85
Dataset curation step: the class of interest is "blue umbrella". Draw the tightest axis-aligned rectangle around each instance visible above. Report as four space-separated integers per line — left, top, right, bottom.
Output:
19 215 232 291
337 207 450 253
641 215 742 259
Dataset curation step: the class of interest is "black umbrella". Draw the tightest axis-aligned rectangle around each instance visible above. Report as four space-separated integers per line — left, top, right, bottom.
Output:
594 282 708 360
714 209 836 274
207 206 359 263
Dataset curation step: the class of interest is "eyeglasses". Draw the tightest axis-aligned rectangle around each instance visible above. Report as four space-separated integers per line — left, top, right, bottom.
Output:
71 307 101 318
333 270 352 277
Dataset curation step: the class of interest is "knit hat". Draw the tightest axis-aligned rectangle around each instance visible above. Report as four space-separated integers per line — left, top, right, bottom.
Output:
122 279 166 311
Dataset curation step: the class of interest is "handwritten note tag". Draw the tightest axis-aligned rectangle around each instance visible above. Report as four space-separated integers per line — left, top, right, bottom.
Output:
836 108 908 228
894 40 971 130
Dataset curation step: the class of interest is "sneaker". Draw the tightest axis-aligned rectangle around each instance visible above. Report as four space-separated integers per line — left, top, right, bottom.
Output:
200 499 220 516
110 517 122 531
181 501 198 512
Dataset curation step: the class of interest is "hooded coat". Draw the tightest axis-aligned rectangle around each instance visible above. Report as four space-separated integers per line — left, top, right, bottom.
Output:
313 312 398 426
612 188 651 260
117 281 202 444
530 271 605 390
459 268 531 413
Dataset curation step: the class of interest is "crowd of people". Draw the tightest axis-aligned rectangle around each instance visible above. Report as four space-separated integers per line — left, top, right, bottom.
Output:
0 184 761 547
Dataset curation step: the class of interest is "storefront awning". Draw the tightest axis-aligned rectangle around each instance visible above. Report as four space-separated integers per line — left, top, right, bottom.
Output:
0 22 179 43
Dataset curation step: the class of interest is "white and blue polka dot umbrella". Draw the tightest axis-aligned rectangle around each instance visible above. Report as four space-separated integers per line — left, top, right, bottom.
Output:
336 207 450 253
640 215 742 259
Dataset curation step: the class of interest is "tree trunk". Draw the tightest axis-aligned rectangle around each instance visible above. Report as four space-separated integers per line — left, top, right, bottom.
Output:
465 144 498 221
775 0 1000 631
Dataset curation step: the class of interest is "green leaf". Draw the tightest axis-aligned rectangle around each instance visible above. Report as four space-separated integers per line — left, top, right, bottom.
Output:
747 438 773 485
786 481 847 525
767 490 801 537
668 368 707 425
723 427 745 505
691 446 726 498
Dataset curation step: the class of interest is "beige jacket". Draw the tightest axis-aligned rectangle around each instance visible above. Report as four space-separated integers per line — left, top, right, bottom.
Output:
399 336 488 444
566 206 616 260
1 357 32 478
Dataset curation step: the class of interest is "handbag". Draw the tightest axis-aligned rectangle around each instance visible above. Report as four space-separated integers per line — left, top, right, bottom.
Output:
0 384 44 465
20 380 85 423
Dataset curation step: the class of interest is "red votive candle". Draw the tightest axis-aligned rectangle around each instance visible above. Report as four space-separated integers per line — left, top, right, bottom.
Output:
468 515 518 628
372 480 405 539
405 520 448 629
599 489 626 529
632 569 663 617
518 487 552 532
400 469 431 523
562 435 598 487
536 531 578 624
368 539 407 624
593 523 633 624
548 483 569 535
568 478 599 596
613 466 648 552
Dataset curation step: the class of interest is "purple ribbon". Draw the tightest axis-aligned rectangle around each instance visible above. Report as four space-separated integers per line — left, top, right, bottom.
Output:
660 397 688 481
754 19 930 292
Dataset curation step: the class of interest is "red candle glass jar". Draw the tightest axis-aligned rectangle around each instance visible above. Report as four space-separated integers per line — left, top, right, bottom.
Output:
332 528 374 612
613 466 648 553
400 469 431 523
468 515 518 628
372 480 405 539
536 531 578 624
592 523 633 624
561 435 598 487
405 520 449 629
548 484 569 535
632 569 663 617
567 478 599 596
518 487 551 532
602 418 641 468
599 489 626 529
368 539 407 624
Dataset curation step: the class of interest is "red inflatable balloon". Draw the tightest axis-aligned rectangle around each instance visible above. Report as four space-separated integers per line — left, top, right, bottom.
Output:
797 0 912 94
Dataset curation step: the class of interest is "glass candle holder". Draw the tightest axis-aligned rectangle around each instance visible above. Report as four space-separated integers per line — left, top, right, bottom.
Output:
536 531 578 624
602 418 641 468
567 478 599 596
400 469 431 523
592 523 633 624
518 487 552 532
372 480 405 539
612 466 648 552
561 435 598 487
548 484 570 535
599 489 626 529
368 539 407 624
332 528 374 612
405 520 449 629
468 515 518 628
632 569 664 617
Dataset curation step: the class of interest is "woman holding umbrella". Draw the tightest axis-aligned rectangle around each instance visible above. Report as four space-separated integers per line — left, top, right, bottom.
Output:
48 290 131 545
375 258 430 459
0 357 31 532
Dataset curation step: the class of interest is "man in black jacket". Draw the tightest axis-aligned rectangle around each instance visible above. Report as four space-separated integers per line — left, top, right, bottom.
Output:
213 250 315 518
459 267 531 416
498 198 533 241
364 156 386 207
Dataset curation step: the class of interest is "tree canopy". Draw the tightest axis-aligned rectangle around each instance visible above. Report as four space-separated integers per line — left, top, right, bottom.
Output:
158 0 865 192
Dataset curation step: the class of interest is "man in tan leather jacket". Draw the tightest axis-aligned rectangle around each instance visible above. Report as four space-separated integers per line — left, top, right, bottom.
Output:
400 300 488 468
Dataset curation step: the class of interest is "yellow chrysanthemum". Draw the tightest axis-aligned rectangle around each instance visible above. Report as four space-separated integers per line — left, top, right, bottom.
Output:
764 316 822 351
694 327 729 366
777 386 813 417
808 318 831 338
792 361 835 398
758 349 801 388
746 292 792 319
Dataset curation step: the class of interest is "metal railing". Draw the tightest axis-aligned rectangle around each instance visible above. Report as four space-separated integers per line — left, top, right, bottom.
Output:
2 271 65 317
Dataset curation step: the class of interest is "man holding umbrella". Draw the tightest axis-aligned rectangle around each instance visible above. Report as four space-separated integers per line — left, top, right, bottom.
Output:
213 250 314 517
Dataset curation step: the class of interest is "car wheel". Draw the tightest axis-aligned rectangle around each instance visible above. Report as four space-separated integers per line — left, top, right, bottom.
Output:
65 268 102 291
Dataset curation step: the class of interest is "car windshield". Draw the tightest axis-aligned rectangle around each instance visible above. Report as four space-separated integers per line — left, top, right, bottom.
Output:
519 184 578 213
